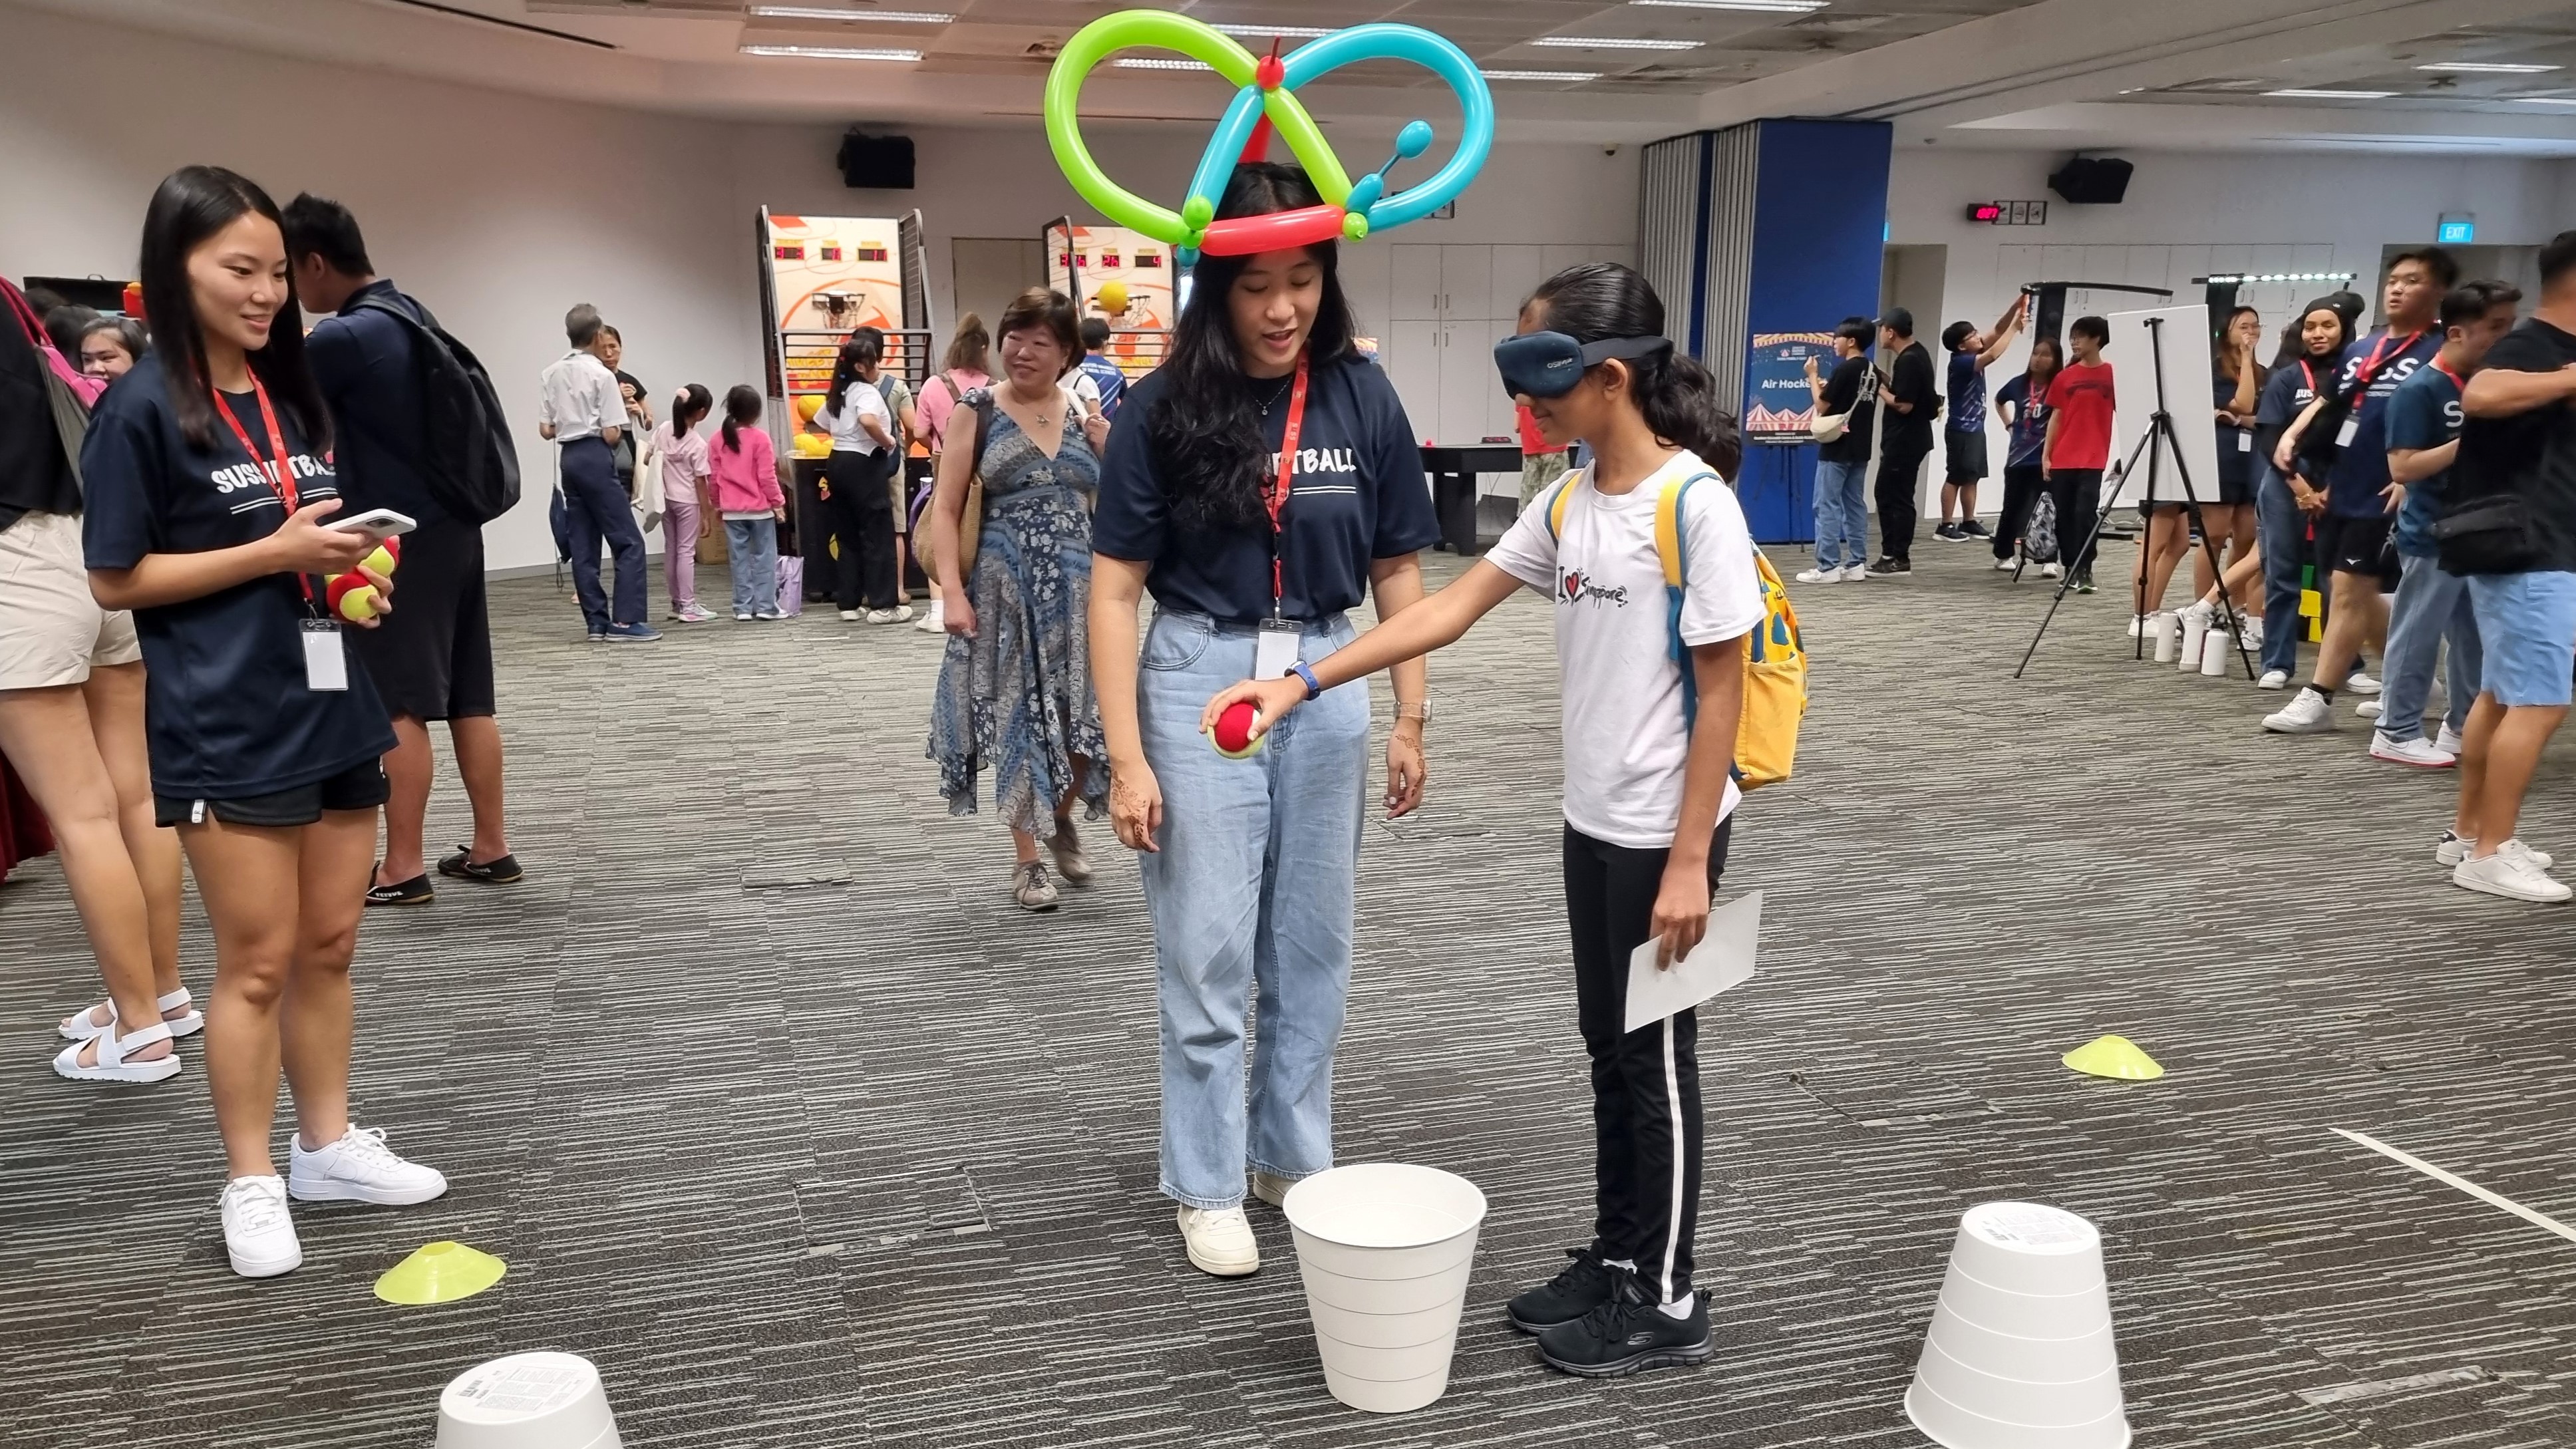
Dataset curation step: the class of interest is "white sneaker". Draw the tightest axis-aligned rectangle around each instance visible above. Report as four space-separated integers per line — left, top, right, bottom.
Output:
2454 852 2572 903
2436 723 2466 754
2436 832 2554 870
287 1124 448 1206
2126 613 2148 639
839 608 861 621
1177 1204 1261 1277
1251 1172 1297 1208
2357 699 2383 719
2263 688 2336 734
1794 565 1840 584
915 601 945 633
2347 671 2381 695
2241 617 2265 649
2259 669 2289 691
866 605 917 624
2369 732 2455 768
1994 556 2019 571
1839 564 1869 581
221 1175 302 1278
2040 562 2063 579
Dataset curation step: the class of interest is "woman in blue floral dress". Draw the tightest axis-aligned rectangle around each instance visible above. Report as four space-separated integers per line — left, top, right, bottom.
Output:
925 288 1112 910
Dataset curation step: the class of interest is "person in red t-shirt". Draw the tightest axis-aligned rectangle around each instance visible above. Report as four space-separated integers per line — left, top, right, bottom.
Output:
1516 401 1570 506
2041 315 2116 591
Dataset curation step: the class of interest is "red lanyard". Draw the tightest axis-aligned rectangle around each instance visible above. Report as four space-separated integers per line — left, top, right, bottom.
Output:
1264 353 1311 619
2430 356 2466 390
2353 330 2422 393
213 375 314 602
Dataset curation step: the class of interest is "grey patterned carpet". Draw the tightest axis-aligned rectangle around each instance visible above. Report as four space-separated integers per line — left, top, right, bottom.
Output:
5 528 2573 1448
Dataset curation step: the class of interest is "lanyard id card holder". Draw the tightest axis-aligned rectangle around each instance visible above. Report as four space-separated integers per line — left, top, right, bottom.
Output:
1255 355 1313 683
216 382 344 691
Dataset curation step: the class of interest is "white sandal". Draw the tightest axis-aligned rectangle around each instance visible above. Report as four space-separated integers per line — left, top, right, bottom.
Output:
52 1018 183 1084
59 987 202 1043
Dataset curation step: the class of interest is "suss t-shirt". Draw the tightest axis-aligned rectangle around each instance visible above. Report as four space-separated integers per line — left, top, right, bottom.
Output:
1484 451 1768 850
1993 372 2050 469
1092 355 1440 624
2384 361 2464 559
2044 361 2115 470
81 355 397 798
2323 327 2438 518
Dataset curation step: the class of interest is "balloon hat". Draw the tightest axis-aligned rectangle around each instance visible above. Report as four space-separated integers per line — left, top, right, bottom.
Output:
1045 12 1494 266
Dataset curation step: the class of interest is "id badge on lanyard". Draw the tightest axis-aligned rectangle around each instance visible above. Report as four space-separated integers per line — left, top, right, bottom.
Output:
215 381 339 691
1256 355 1312 682
2338 332 2416 449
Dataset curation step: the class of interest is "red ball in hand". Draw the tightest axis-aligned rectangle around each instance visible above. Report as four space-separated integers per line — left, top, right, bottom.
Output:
1212 700 1263 759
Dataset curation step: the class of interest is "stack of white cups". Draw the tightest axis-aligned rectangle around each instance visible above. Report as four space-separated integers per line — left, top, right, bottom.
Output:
1906 1202 2130 1449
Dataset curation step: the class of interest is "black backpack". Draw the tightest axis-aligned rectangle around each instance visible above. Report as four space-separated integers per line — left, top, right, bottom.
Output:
347 293 520 525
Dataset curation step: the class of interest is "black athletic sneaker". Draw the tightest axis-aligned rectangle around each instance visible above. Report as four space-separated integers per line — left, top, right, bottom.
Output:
1933 522 1966 542
1961 519 1993 538
437 847 524 884
1506 1247 1618 1333
1867 557 1911 576
364 872 434 907
1534 1270 1714 1378
2072 567 2097 595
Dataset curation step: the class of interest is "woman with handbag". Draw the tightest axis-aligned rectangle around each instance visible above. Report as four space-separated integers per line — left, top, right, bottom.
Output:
925 287 1112 912
1 276 192 1085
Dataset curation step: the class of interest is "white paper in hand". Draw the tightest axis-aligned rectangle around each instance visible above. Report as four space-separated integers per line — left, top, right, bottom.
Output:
1623 890 1761 1034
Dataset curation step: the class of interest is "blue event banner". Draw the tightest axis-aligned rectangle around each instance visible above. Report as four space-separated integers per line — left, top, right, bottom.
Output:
1744 331 1838 440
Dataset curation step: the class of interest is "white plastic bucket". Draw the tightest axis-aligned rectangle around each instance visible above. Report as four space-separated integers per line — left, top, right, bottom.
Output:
1906 1203 2128 1449
436 1352 621 1449
1282 1163 1486 1414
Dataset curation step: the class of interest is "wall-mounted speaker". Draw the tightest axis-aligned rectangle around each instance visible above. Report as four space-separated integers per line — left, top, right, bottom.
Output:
837 130 915 190
2047 156 2132 206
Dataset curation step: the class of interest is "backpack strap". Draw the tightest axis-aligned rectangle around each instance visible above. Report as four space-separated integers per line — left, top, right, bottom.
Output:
1655 471 1721 733
1541 466 1583 542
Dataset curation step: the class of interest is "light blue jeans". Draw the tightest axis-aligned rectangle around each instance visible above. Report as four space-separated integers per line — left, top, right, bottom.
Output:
1812 458 1870 569
2376 551 2480 744
724 516 778 616
1138 608 1370 1209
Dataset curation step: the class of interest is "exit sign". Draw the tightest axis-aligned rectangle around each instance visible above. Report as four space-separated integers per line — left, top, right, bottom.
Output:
2438 212 2476 244
1965 200 2049 226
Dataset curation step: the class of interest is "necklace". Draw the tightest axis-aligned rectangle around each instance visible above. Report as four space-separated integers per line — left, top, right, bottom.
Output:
1254 373 1295 418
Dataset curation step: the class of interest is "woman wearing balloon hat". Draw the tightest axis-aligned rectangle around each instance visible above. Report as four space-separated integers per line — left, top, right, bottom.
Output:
1089 161 1441 1277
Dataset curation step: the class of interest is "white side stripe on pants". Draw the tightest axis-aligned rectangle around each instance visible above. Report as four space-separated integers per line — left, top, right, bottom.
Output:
1659 1015 1685 1303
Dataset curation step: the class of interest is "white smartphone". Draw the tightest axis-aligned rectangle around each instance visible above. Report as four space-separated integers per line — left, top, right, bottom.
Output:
329 508 416 542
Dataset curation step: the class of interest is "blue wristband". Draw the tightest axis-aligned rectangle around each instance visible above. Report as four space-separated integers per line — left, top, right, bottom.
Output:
1289 661 1322 701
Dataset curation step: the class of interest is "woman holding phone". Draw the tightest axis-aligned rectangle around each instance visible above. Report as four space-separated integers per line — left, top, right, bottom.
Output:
82 166 446 1278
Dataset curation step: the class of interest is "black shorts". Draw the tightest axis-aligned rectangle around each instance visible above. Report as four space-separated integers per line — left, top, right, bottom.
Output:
2320 513 2400 585
155 758 390 829
1944 429 1989 483
349 518 496 722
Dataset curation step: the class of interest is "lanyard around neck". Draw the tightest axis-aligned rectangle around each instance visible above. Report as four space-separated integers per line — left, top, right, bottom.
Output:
212 375 315 603
1263 353 1311 619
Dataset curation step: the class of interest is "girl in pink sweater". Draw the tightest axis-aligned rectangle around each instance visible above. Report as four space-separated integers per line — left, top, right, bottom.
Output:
706 385 785 620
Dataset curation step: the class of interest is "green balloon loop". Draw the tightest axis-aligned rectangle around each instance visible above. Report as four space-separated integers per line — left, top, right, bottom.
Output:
1182 196 1214 230
1045 13 1258 243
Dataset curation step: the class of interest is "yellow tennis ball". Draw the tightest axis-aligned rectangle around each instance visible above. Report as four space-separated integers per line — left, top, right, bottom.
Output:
337 584 381 623
362 544 398 577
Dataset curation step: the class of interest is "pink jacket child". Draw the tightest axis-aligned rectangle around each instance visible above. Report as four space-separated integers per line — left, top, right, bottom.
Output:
705 421 782 515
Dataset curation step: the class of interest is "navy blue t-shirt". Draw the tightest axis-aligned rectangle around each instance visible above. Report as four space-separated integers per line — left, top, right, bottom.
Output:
1993 372 2049 468
307 278 442 526
1092 355 1439 624
80 354 397 798
1946 349 1986 434
2323 327 2439 518
2384 360 2464 559
2213 365 2261 490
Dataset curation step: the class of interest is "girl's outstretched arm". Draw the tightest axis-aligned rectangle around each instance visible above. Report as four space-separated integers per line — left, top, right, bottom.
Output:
1199 559 1526 742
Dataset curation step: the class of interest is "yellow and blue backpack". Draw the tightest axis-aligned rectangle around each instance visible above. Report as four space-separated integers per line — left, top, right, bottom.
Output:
1545 469 1808 788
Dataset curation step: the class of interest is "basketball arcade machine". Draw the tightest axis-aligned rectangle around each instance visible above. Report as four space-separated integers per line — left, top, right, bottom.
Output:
755 207 936 593
1043 216 1175 380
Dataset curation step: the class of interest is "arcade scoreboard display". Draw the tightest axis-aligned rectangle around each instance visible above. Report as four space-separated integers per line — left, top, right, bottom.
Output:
758 209 904 417
1045 222 1176 379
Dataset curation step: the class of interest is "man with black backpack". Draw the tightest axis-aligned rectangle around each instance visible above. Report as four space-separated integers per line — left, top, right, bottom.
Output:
285 194 526 908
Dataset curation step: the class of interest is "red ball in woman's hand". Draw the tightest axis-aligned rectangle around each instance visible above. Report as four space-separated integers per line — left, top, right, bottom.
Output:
1212 699 1263 760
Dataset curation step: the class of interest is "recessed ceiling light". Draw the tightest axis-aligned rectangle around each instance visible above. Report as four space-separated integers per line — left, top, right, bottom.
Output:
2263 87 2396 99
1480 69 1601 81
2514 95 2576 104
738 43 921 61
1628 0 1828 11
1114 57 1206 70
1207 23 1336 38
2417 61 2561 74
1532 36 1702 50
748 6 953 19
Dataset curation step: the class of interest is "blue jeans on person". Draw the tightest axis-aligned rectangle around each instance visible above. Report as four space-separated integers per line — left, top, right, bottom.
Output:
1811 458 1869 570
723 516 780 616
560 436 647 632
2256 466 2306 677
2377 551 2480 744
1137 608 1370 1209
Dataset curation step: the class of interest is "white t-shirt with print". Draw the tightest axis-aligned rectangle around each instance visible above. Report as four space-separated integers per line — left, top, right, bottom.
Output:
1484 450 1768 850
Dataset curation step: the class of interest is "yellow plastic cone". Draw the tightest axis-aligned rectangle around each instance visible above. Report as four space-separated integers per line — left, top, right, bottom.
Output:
2062 1034 2164 1081
374 1241 508 1306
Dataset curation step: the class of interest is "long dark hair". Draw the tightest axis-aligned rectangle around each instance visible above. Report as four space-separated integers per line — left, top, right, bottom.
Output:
139 165 329 454
719 383 761 451
830 332 882 412
1145 162 1359 532
2024 334 2062 387
1526 262 1739 477
669 383 713 434
2213 304 2264 382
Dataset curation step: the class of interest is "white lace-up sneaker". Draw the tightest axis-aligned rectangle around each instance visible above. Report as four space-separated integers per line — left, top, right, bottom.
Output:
2436 832 2555 870
222 1175 303 1278
2346 670 2381 695
2436 723 2466 755
2454 851 2573 903
1838 564 1869 581
2258 669 2289 691
2263 687 2336 734
1177 1204 1261 1277
288 1124 449 1206
1793 565 1841 584
2369 732 2455 768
